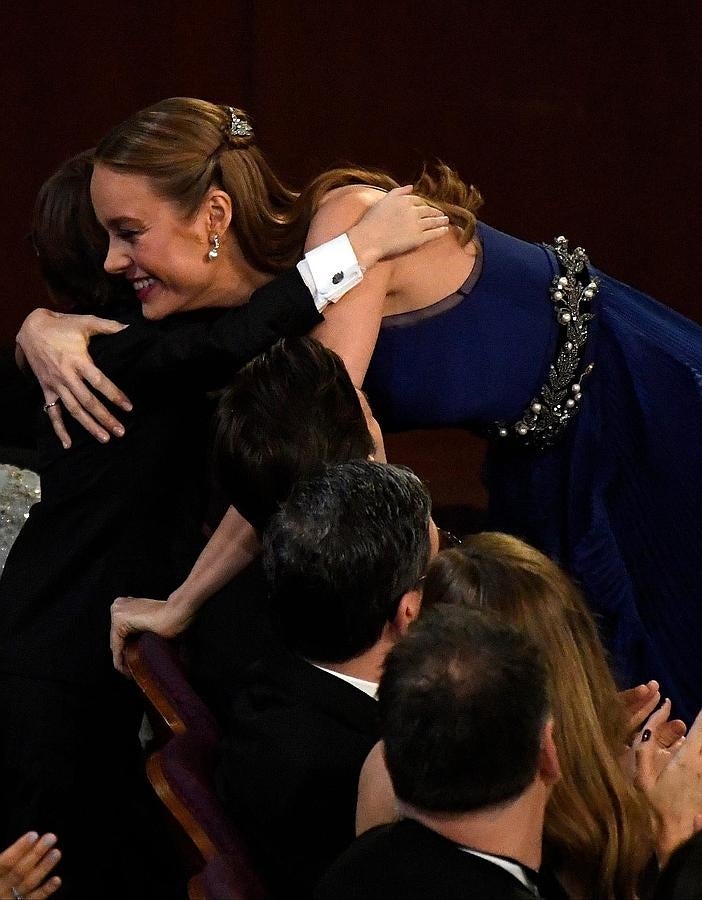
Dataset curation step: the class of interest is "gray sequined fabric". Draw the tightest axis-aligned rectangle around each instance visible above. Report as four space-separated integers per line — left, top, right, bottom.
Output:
0 464 40 574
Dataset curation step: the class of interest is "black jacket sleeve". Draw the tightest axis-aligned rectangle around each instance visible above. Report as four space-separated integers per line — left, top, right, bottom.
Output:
90 269 323 395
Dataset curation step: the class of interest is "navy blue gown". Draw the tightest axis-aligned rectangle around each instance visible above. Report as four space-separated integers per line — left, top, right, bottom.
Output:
364 223 702 722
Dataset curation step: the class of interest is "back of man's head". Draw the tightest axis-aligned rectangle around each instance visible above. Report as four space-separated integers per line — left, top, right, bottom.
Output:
379 606 550 813
263 460 432 663
213 337 374 532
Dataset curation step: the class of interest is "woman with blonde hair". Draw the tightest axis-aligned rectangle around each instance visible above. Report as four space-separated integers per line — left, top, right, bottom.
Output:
359 533 692 899
18 97 702 724
415 533 656 899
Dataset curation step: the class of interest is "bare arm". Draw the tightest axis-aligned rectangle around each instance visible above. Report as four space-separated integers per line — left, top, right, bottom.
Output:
356 740 399 836
21 189 447 447
306 188 395 387
110 506 258 674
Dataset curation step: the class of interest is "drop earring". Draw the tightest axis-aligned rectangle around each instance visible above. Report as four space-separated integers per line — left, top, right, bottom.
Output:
208 233 220 260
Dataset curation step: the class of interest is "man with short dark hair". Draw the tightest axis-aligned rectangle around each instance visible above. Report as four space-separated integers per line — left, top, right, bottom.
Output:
315 607 567 900
216 460 437 898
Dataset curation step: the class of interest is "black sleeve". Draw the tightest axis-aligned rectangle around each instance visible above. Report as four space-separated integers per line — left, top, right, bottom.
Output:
90 269 323 394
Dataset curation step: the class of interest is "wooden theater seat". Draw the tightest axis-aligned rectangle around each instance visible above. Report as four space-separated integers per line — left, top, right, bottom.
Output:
125 631 221 750
148 733 268 900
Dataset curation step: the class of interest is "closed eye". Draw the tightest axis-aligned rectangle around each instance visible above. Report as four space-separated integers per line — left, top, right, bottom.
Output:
117 229 142 243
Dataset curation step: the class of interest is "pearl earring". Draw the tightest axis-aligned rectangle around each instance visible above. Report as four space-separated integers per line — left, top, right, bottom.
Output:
208 233 220 260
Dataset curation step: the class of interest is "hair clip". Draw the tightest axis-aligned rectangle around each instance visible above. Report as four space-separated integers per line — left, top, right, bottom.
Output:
227 106 253 140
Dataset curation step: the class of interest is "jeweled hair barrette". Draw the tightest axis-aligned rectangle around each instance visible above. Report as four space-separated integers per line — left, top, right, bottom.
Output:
227 106 254 140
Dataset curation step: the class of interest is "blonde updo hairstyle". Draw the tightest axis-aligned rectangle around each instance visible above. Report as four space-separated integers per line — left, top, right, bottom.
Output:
94 97 483 274
422 532 653 900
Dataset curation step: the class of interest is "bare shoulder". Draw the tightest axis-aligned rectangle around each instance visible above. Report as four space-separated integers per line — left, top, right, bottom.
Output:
305 185 385 250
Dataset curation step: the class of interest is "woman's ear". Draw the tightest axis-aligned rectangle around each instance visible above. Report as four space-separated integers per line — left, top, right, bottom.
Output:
204 188 233 234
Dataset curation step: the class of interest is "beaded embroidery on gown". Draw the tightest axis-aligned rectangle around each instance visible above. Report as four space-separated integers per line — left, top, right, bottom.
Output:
364 222 702 722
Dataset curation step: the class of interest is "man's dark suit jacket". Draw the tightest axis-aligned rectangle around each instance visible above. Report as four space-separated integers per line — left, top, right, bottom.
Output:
0 269 321 683
216 650 380 898
314 819 571 900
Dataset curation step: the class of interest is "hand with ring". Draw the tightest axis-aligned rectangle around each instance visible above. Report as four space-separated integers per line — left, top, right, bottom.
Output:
16 307 132 449
0 831 62 899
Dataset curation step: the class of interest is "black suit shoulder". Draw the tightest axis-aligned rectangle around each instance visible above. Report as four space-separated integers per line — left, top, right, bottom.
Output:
314 819 540 900
217 653 380 897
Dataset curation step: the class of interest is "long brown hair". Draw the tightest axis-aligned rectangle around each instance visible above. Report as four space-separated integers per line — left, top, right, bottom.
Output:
94 97 482 273
422 533 653 900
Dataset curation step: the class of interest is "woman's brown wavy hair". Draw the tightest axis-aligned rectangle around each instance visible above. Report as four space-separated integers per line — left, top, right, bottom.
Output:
422 532 653 900
94 97 482 273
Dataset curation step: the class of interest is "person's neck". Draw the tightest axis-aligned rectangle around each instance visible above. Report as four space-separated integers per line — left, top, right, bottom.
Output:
207 245 274 308
312 634 393 685
404 780 548 872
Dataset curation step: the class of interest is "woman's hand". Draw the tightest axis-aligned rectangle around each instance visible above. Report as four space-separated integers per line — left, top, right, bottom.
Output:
636 702 701 866
620 680 661 741
624 697 687 786
0 831 62 899
16 308 132 448
110 597 194 676
347 185 449 270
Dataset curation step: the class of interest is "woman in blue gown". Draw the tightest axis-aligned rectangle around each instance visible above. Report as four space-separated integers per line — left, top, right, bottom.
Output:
21 97 702 724
364 222 702 722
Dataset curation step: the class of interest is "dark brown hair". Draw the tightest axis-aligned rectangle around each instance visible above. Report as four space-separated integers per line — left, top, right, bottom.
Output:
32 150 130 310
213 336 374 532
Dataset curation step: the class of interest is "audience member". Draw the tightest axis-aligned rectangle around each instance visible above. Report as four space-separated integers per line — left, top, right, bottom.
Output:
357 533 654 899
315 606 567 900
181 336 378 718
1 151 429 899
216 460 437 897
21 97 702 724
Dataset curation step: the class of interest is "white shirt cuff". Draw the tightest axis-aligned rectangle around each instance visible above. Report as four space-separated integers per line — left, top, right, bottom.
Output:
296 234 364 312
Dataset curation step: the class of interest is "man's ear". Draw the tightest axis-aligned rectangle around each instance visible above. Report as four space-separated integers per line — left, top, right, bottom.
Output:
391 588 422 637
539 717 561 785
203 188 233 235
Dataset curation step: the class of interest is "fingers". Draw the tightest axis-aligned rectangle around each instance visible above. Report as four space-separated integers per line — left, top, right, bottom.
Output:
54 385 111 444
82 364 133 413
86 316 129 337
42 396 72 450
110 597 137 676
416 225 450 245
624 680 661 736
109 617 130 677
0 832 61 900
63 374 127 438
658 719 688 749
622 679 659 708
635 698 673 790
387 184 414 196
22 843 61 898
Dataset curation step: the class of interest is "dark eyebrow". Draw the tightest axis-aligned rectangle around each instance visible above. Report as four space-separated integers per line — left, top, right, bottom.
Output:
105 216 144 230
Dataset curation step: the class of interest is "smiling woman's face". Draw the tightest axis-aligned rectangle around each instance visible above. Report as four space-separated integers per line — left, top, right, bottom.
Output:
90 163 218 320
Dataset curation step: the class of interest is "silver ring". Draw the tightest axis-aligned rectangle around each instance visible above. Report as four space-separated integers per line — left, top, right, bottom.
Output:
42 399 59 413
11 887 25 900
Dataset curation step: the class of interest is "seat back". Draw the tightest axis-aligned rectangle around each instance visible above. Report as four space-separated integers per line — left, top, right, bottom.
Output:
125 631 221 749
188 853 257 900
148 733 268 900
